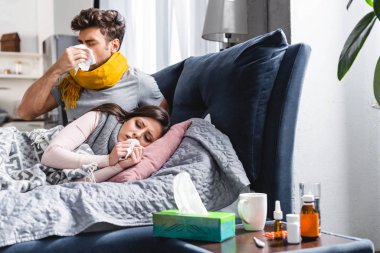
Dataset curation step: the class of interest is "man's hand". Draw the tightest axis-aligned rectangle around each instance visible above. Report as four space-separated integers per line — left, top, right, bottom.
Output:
54 47 89 75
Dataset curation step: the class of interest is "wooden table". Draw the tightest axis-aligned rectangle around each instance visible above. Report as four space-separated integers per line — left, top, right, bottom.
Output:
190 223 358 253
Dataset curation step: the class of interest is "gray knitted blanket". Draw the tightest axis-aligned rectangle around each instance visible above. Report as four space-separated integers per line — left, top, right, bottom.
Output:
0 118 250 247
0 126 97 192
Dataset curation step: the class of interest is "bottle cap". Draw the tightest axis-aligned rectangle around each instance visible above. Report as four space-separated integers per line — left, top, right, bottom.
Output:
286 214 299 223
273 200 283 220
302 194 314 202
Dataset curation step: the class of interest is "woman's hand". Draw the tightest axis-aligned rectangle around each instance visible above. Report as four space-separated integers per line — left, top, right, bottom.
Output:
109 141 136 166
109 141 143 166
118 146 144 169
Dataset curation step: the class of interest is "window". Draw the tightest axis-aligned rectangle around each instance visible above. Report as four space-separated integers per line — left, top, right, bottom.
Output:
101 0 219 73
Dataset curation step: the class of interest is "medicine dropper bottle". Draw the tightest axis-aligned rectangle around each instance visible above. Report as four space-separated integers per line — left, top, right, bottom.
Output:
300 194 319 241
273 200 283 240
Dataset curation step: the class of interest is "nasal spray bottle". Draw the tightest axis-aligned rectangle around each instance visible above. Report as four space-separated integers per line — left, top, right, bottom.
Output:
273 200 283 241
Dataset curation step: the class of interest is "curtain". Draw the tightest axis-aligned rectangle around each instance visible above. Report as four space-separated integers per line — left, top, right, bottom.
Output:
100 0 219 74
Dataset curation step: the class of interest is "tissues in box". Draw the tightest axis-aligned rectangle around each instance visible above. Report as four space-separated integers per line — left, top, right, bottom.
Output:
153 209 235 242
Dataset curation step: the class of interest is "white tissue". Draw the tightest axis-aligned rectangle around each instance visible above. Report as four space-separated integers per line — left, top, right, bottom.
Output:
71 44 96 74
173 172 208 215
124 139 140 159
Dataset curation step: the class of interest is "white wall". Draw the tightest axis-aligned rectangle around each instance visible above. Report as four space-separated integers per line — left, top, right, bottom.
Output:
54 0 93 35
0 0 39 52
0 0 92 54
291 0 380 249
37 0 54 53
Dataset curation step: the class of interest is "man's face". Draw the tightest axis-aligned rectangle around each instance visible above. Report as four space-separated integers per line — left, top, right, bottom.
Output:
78 27 119 71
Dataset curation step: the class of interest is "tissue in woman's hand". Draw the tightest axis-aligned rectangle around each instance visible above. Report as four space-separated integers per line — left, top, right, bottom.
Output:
173 172 208 215
71 44 96 74
124 139 140 159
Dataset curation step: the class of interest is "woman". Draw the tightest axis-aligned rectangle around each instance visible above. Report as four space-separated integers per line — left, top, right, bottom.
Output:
41 103 170 182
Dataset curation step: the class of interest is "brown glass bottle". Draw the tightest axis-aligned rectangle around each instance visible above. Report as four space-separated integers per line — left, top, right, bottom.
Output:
300 194 319 241
273 200 283 240
274 219 283 240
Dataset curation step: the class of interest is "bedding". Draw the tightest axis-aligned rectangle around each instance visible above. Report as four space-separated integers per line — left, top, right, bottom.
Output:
0 126 97 192
0 118 250 247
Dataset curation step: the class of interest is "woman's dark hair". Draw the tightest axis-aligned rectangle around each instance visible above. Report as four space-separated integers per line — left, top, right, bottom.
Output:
71 8 125 47
92 103 170 135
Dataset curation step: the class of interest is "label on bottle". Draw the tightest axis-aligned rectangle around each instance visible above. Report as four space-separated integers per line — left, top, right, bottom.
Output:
300 213 319 237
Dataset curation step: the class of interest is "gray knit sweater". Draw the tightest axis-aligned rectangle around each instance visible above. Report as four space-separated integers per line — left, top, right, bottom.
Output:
86 112 122 155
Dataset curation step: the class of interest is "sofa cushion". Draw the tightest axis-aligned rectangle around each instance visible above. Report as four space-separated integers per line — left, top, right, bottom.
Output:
152 60 185 111
154 29 288 184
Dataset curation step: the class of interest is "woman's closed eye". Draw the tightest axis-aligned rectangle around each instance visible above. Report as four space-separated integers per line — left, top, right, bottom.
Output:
144 133 153 143
135 120 143 128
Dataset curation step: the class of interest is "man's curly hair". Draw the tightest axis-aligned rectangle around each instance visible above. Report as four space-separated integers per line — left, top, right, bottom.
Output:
71 8 125 48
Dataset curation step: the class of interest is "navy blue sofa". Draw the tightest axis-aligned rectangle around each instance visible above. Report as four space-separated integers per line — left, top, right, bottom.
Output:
0 30 373 253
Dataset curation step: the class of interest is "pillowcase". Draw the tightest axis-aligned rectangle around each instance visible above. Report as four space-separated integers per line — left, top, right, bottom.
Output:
107 120 192 182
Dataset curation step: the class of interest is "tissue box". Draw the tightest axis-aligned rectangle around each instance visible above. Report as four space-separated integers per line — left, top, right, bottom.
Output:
153 210 235 242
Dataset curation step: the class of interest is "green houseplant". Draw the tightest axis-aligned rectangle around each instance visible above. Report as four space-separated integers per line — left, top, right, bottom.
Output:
338 0 380 104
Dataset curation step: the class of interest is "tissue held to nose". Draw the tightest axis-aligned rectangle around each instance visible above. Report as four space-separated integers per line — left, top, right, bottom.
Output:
173 172 208 215
71 44 96 74
124 139 140 159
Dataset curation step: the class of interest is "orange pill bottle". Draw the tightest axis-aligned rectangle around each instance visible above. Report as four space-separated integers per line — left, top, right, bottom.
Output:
300 194 319 241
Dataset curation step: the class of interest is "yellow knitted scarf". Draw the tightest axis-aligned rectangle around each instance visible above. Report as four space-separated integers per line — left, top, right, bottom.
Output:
58 52 128 109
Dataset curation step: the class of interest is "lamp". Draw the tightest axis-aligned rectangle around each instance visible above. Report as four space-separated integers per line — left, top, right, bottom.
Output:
202 0 248 49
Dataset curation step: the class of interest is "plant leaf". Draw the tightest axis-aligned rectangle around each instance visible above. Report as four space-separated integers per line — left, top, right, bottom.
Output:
366 0 374 7
347 0 354 9
374 57 380 105
347 0 373 9
374 0 380 18
337 12 376 80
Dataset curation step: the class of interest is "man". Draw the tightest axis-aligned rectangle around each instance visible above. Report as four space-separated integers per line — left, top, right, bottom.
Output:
18 8 167 123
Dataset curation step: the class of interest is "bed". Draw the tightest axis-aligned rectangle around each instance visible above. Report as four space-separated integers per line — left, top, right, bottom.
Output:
0 29 310 253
